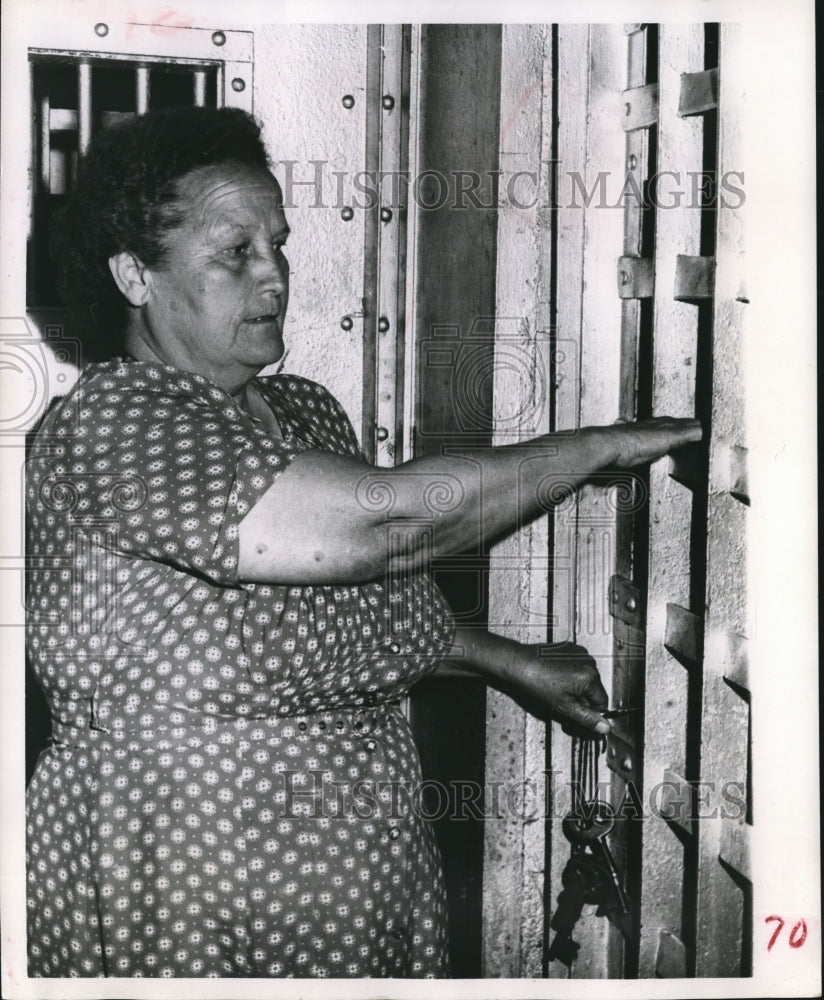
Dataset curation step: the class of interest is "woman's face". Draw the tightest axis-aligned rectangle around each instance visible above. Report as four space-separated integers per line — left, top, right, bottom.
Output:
140 162 290 391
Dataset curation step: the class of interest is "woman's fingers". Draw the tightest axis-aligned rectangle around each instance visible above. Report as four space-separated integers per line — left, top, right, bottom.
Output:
559 700 612 736
502 641 617 736
557 657 612 735
611 416 703 468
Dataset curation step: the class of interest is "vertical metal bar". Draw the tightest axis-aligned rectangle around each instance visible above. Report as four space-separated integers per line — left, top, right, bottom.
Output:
547 24 589 976
483 22 553 980
408 27 502 975
360 24 382 464
30 60 39 245
136 64 150 114
636 23 706 979
694 22 751 976
373 23 406 469
565 24 627 978
550 22 641 980
215 65 225 108
393 28 412 463
401 26 423 462
619 27 650 422
193 69 207 107
609 27 654 981
39 95 50 194
77 60 92 155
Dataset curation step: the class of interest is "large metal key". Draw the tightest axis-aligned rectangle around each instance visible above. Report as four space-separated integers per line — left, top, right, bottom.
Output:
548 885 584 964
548 850 613 964
589 835 630 916
562 798 628 915
548 862 589 965
550 877 586 934
562 799 615 845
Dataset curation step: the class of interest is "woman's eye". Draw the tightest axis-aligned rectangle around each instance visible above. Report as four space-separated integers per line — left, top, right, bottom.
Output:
228 243 249 257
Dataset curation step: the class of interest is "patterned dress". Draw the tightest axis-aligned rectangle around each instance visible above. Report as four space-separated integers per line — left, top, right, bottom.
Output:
25 359 455 978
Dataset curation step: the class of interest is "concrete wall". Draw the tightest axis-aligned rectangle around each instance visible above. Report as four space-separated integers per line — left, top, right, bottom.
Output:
253 22 368 431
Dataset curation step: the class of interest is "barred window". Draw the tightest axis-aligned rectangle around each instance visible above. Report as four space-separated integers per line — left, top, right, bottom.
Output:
27 21 253 308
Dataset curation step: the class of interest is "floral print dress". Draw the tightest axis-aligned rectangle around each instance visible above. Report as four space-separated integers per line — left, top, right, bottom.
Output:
25 359 455 978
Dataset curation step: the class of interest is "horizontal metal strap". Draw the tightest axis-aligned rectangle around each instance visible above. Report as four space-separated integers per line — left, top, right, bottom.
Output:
678 68 719 117
722 632 749 693
719 818 752 881
605 730 639 785
609 574 645 629
656 929 689 978
674 254 716 300
659 768 696 836
617 255 654 299
664 604 704 666
729 445 750 504
669 441 705 490
621 83 659 131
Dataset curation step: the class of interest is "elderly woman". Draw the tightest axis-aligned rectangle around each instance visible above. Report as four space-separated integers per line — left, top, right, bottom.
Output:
26 106 699 978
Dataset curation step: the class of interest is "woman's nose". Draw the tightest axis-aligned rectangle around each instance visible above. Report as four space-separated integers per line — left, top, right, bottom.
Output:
251 244 288 293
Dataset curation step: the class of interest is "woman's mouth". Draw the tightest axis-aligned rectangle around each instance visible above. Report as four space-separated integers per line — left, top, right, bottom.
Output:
245 313 279 324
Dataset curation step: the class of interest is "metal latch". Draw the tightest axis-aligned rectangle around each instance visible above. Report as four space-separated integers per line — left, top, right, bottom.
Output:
674 254 715 301
617 256 654 299
678 68 719 117
605 729 639 785
664 604 704 667
669 441 705 490
621 83 659 131
656 929 689 977
609 575 645 629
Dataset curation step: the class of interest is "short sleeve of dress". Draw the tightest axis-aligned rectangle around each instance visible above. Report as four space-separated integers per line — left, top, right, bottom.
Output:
257 374 363 458
40 361 310 588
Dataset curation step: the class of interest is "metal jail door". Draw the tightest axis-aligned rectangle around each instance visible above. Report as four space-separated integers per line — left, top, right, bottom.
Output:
544 22 751 978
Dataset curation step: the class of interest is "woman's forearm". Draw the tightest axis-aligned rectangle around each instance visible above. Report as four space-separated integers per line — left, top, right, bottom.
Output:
446 626 612 734
238 418 700 584
386 426 620 567
356 417 699 570
446 626 526 685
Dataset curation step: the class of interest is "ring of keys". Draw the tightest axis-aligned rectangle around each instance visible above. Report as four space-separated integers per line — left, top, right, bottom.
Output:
548 733 632 966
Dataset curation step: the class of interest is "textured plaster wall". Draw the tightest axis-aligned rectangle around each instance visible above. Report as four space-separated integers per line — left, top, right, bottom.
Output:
253 23 368 439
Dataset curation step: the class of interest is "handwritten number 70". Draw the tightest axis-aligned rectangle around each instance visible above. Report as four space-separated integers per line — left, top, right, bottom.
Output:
765 915 808 951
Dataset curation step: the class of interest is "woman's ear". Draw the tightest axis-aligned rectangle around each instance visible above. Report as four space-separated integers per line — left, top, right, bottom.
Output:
108 251 152 307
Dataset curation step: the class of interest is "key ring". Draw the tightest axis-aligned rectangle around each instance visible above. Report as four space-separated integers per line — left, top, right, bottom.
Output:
572 731 606 808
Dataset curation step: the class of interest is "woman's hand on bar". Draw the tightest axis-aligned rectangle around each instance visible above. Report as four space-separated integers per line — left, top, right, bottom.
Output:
450 628 611 736
608 416 703 468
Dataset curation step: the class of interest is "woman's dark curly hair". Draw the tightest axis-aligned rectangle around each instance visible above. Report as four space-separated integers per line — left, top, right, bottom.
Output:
51 106 271 351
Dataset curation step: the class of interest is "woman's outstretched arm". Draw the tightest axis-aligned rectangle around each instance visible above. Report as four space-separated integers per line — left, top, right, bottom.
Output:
238 417 700 584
